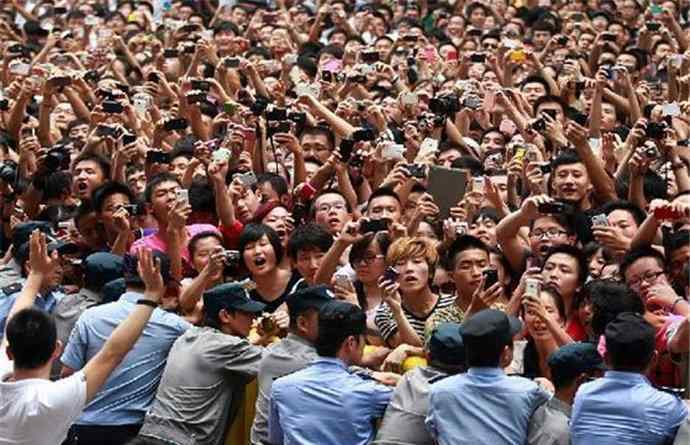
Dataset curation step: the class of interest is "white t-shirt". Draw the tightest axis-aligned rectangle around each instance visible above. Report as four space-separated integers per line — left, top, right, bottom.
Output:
0 351 87 445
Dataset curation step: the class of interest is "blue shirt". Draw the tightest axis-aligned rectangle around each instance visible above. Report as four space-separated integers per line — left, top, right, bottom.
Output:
60 291 191 426
571 370 688 445
269 357 393 445
426 367 550 445
0 287 61 334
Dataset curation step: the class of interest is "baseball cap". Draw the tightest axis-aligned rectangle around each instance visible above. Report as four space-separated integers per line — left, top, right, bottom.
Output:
203 283 266 321
83 253 125 291
461 309 522 349
102 278 127 303
604 312 655 365
12 221 53 249
548 342 605 384
428 322 465 366
123 251 173 287
286 285 333 316
14 238 79 270
318 300 366 337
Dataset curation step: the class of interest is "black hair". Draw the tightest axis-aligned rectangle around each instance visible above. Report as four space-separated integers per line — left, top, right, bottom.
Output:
606 313 656 371
464 331 509 368
550 149 582 173
532 19 556 34
42 171 72 201
74 200 96 230
521 75 551 95
315 303 366 357
479 127 506 145
349 231 392 265
298 125 336 150
214 20 240 36
367 187 401 210
143 173 180 204
527 212 576 236
442 235 490 270
533 94 567 116
246 46 271 60
287 223 334 259
619 246 666 279
310 189 353 216
188 180 216 216
542 244 588 286
450 156 484 176
255 172 289 198
73 152 111 180
188 231 224 258
471 207 502 225
589 280 644 337
238 223 284 267
598 200 646 226
6 308 57 369
91 181 135 213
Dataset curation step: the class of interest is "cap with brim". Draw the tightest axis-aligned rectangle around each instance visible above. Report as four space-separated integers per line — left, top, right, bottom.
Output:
123 251 173 286
461 309 522 348
12 221 53 249
548 342 605 382
428 322 465 366
15 238 77 269
102 278 127 304
84 253 125 290
286 285 334 315
318 300 366 337
203 282 266 322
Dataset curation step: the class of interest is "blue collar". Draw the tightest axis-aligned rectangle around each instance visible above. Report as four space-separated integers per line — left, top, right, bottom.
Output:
467 367 504 377
604 370 650 385
119 291 145 304
314 357 348 369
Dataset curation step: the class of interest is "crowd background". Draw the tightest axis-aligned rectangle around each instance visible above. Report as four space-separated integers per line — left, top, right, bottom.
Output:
0 0 689 443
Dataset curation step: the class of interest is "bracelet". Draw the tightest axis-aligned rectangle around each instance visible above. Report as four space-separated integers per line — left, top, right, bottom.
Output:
136 299 158 308
671 297 685 313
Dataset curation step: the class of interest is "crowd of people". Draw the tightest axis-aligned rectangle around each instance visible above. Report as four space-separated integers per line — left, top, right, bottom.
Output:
0 0 689 443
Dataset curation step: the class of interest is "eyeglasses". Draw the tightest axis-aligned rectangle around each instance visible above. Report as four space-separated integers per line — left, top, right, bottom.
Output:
627 270 665 288
316 203 347 213
530 229 568 239
354 254 384 266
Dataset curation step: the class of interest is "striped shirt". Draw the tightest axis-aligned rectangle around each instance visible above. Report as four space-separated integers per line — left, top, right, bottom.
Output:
375 294 455 344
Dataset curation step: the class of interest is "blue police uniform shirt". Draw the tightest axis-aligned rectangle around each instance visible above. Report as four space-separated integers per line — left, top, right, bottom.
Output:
570 370 688 445
269 357 393 445
60 291 191 426
426 367 550 445
0 286 62 335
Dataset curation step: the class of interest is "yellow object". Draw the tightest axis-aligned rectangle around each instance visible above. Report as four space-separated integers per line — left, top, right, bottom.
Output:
402 357 428 372
226 380 258 445
510 49 526 63
363 345 381 356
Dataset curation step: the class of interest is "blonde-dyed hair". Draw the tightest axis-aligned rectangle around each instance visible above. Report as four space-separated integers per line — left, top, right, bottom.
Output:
386 237 439 270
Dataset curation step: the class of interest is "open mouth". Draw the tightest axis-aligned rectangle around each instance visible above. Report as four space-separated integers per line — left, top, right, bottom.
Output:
77 182 88 191
254 257 267 267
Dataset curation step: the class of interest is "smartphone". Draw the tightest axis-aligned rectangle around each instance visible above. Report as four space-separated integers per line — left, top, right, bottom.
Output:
224 57 240 68
186 91 206 104
163 118 189 132
267 121 292 137
383 266 400 283
163 48 179 58
647 21 661 31
176 189 189 204
602 33 617 42
654 206 686 220
473 176 485 192
47 76 72 88
147 72 160 82
538 201 567 214
102 100 124 114
123 203 145 216
352 128 376 142
212 148 231 163
361 51 380 64
223 249 241 267
299 182 317 201
455 221 469 236
339 139 354 162
470 53 486 63
542 109 557 120
146 150 171 164
334 272 353 288
509 49 526 63
405 164 426 179
9 62 31 76
525 278 541 298
483 269 499 289
122 133 137 145
266 107 288 121
591 214 609 227
224 102 239 115
237 171 257 187
191 79 211 91
360 219 389 234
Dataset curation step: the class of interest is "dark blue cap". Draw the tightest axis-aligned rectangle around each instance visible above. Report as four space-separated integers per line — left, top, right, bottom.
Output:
318 300 366 337
286 285 334 315
461 309 522 349
428 322 465 366
84 253 125 291
102 278 127 304
123 251 173 286
548 342 605 383
203 282 266 321
12 221 53 249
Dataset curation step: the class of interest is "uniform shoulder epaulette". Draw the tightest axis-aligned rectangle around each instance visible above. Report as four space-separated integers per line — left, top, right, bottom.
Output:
1 283 22 296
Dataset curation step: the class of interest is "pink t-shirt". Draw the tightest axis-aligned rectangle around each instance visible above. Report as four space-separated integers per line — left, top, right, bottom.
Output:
129 224 220 264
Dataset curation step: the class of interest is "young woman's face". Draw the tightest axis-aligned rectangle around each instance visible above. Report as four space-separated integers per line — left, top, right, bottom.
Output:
191 236 223 273
524 291 563 340
353 239 386 285
243 234 277 276
262 206 291 246
470 216 497 247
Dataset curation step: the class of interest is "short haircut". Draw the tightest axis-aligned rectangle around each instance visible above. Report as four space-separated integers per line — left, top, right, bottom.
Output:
619 246 666 279
542 245 588 286
528 213 575 235
73 152 111 179
442 235 490 270
287 223 334 259
599 200 646 226
298 125 335 150
6 308 57 369
91 181 135 213
188 231 224 258
450 156 484 176
551 149 583 172
533 94 566 116
386 237 439 270
367 187 401 210
143 173 180 204
589 280 644 337
314 302 366 357
606 313 656 371
521 75 551 95
238 223 284 266
256 172 289 197
43 171 72 201
310 189 352 217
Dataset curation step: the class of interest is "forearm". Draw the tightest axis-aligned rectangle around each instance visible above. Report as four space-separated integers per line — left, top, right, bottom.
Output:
668 318 689 354
306 96 355 138
37 103 55 147
179 272 212 313
335 169 358 213
7 95 30 140
628 173 647 210
545 316 574 346
313 239 348 285
246 68 270 100
292 153 307 187
309 162 335 192
391 309 423 347
630 215 661 249
589 89 602 138
213 180 236 228
110 231 130 257
167 230 184 281
496 211 530 271
573 141 617 200
64 87 92 122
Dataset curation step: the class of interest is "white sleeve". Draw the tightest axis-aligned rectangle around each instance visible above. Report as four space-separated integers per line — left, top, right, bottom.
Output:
0 347 12 376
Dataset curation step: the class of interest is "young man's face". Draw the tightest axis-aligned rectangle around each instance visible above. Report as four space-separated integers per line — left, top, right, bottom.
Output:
367 196 402 223
100 192 132 233
452 248 490 298
313 193 351 235
607 209 639 240
624 256 669 298
552 162 591 204
149 180 181 224
294 247 327 285
529 217 573 257
73 160 106 200
542 253 581 300
522 82 547 106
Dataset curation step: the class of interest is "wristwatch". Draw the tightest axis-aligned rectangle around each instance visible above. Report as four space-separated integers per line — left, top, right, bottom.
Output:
136 299 158 308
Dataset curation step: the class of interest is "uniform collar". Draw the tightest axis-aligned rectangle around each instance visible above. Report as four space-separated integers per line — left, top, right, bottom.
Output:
468 367 504 377
314 357 348 369
604 370 649 384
